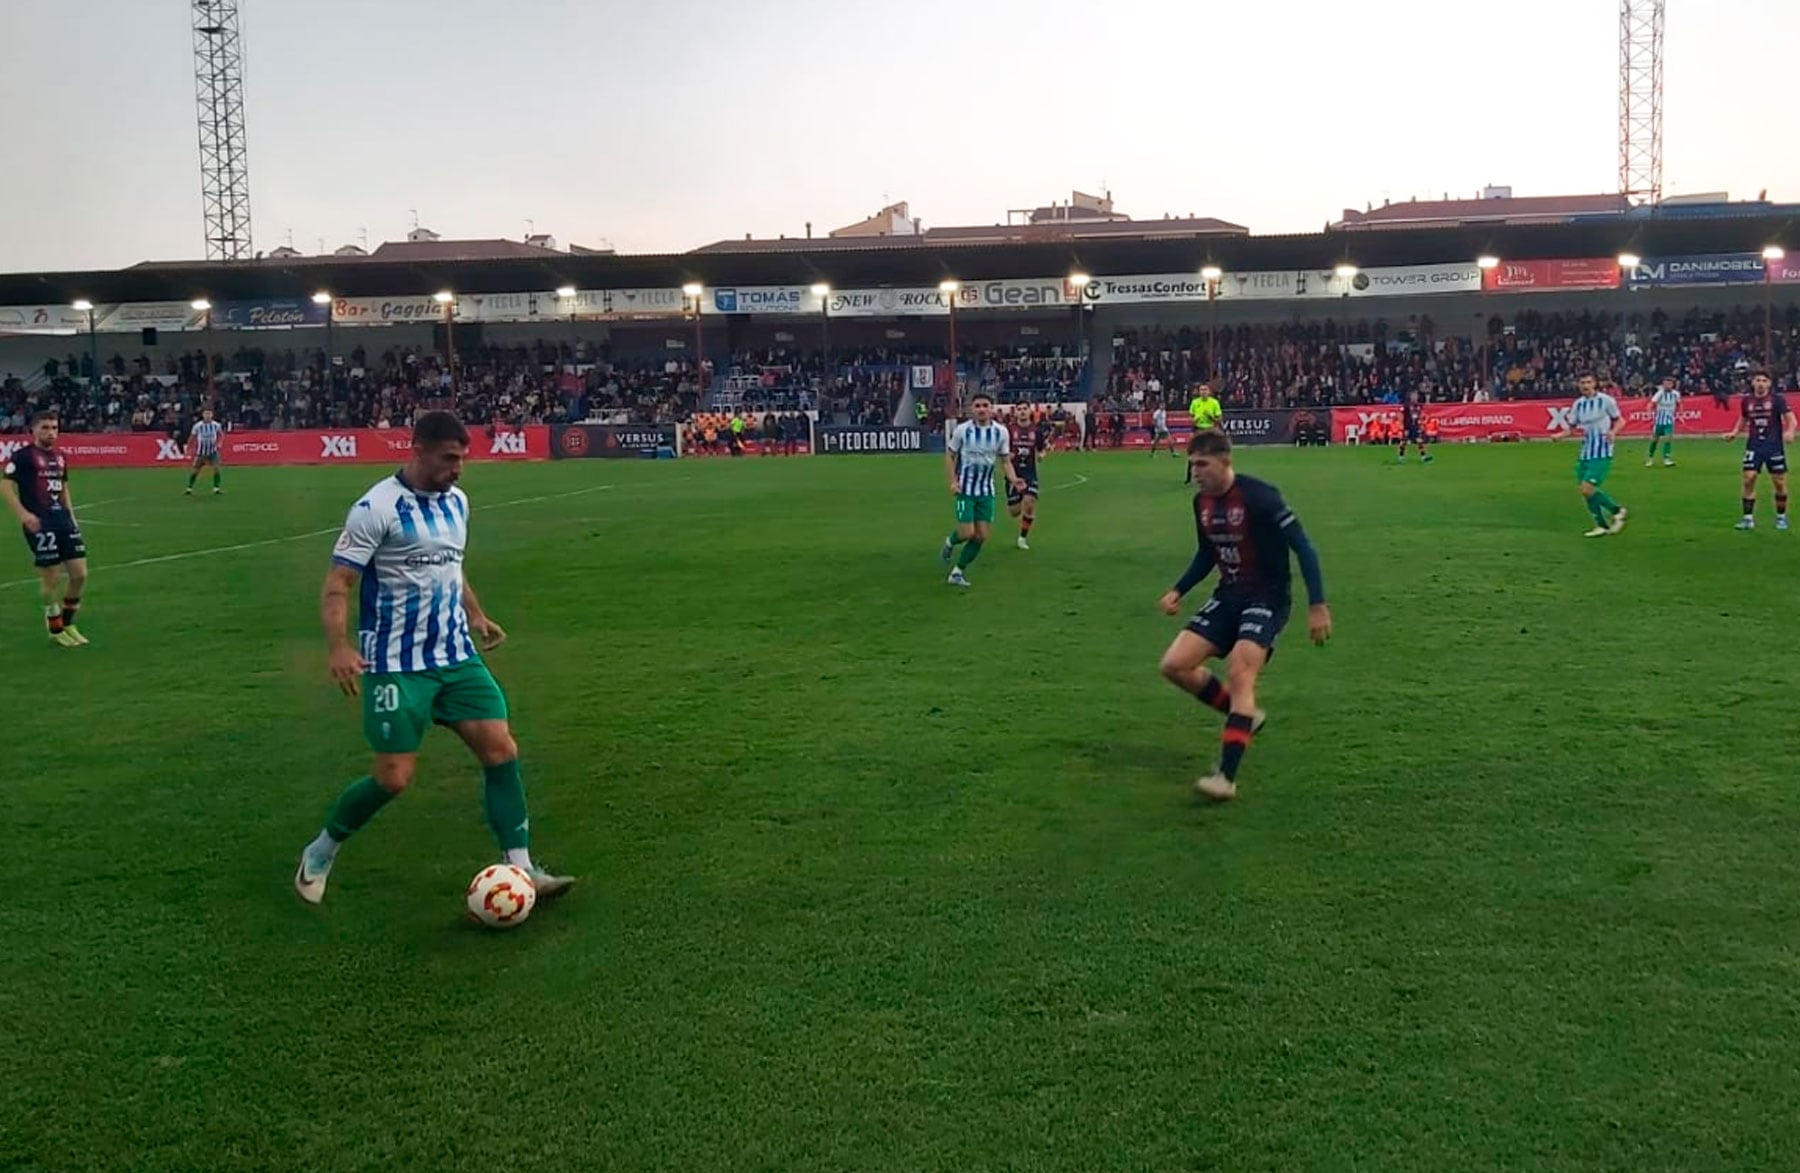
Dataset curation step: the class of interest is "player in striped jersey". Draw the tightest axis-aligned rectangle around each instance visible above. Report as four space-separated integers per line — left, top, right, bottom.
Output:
1555 374 1628 537
294 410 573 906
185 408 225 495
1645 375 1680 467
939 393 1023 587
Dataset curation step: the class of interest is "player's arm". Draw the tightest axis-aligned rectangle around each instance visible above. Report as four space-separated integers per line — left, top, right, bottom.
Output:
1784 405 1796 444
460 575 506 651
999 427 1023 489
1274 495 1331 644
1159 536 1217 615
322 502 386 694
944 427 962 494
0 473 35 532
1725 400 1743 442
1605 397 1623 440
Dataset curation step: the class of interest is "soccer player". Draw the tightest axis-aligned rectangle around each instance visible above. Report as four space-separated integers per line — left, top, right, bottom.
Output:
294 410 574 905
1555 374 1628 537
1148 404 1177 457
1 411 90 647
1157 430 1330 802
1007 408 1046 550
1185 384 1223 483
1397 392 1432 463
1724 372 1795 531
1645 375 1680 467
185 407 225 495
938 393 1023 587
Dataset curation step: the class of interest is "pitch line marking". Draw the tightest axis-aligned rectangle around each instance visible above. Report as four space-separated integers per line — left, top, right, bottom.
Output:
0 483 620 589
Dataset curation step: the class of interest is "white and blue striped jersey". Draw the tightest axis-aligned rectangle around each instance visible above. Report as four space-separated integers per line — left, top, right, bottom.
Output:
1650 387 1681 427
330 472 477 674
948 420 1011 497
191 420 224 456
1570 392 1622 460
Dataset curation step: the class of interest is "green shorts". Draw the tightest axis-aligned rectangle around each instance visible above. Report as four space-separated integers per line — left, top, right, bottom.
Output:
362 658 508 754
1576 457 1614 487
1652 423 1674 439
954 493 996 525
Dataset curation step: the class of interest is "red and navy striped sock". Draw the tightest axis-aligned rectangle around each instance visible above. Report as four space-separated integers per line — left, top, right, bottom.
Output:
1195 675 1231 714
1220 712 1257 780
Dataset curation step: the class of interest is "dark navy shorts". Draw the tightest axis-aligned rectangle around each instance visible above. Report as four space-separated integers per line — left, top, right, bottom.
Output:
1186 593 1290 657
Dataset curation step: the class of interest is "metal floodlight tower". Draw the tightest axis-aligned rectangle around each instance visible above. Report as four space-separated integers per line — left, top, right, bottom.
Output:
192 0 252 259
1618 0 1665 207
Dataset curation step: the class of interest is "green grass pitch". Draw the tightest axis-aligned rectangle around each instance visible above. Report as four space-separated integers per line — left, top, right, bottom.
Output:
5 441 1799 1171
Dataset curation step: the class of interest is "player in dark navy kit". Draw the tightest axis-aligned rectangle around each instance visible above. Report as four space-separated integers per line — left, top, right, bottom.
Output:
1157 430 1330 802
1397 392 1432 464
1 411 91 646
1724 372 1796 531
1007 409 1046 549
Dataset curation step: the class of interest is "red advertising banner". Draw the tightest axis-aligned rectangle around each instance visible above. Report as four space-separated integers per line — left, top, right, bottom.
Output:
1331 396 1741 443
0 427 549 469
1481 258 1622 292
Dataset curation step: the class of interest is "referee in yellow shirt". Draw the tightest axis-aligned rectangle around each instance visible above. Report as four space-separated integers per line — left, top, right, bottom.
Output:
1186 383 1223 483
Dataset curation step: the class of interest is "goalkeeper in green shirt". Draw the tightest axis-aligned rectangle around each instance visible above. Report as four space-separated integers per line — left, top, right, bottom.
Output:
1186 384 1224 484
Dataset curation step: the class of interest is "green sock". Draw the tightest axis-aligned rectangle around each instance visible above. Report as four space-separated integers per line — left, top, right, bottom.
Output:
323 775 396 841
186 472 196 489
1663 441 1672 459
956 538 985 569
1593 490 1620 514
213 469 222 488
946 531 967 547
1586 497 1608 526
482 760 531 852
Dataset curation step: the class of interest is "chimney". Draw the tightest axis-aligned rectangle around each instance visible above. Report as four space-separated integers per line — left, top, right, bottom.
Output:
805 221 812 239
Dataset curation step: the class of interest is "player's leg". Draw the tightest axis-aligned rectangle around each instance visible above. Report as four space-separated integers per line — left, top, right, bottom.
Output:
1017 489 1037 548
955 511 991 575
186 457 202 493
942 494 977 566
1663 427 1675 465
57 555 89 644
442 662 573 894
1587 461 1625 532
1578 476 1609 534
36 563 72 644
1739 464 1759 529
1773 468 1790 530
1646 429 1659 466
1158 627 1229 714
211 455 223 493
294 672 435 904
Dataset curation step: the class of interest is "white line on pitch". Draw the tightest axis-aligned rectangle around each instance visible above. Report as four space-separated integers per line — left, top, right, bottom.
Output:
0 482 620 589
1053 473 1090 490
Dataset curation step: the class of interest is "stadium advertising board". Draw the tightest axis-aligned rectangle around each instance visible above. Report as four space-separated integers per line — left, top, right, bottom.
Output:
1330 396 1741 443
705 286 820 315
1079 275 1215 305
954 278 1073 309
1768 257 1800 284
332 295 447 324
458 291 551 322
816 426 946 454
97 301 207 332
1628 253 1766 287
0 303 100 334
0 427 549 469
212 298 330 328
825 288 953 317
1480 258 1621 292
551 423 676 458
1102 409 1308 447
553 288 688 320
1349 263 1484 296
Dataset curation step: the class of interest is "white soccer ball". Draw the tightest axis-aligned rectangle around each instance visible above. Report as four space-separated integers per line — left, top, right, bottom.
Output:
466 863 536 929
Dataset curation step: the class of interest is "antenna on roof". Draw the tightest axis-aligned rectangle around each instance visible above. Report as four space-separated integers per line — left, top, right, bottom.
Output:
409 208 419 231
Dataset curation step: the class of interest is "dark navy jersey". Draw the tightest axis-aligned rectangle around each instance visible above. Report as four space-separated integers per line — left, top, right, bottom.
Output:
1191 474 1301 601
1011 427 1043 473
1741 392 1789 448
3 443 69 518
1402 400 1422 430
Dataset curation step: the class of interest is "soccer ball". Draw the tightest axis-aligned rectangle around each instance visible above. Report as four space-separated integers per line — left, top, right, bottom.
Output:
465 863 536 929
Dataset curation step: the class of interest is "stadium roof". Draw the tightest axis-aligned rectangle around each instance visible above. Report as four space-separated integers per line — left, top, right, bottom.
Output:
6 213 1799 305
1335 193 1632 230
693 215 1248 254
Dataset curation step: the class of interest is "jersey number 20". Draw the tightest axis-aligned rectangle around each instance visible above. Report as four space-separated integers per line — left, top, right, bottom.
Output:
371 683 401 713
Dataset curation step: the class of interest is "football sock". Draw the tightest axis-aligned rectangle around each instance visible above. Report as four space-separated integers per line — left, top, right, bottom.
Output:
1587 497 1608 526
483 760 532 853
1195 674 1231 714
1663 441 1673 459
1647 439 1658 457
1592 490 1621 516
1020 515 1034 537
1220 712 1257 781
955 538 985 569
1742 497 1756 518
1777 494 1788 516
323 775 396 842
212 469 222 489
59 596 80 628
186 471 197 489
43 605 63 634
946 531 968 548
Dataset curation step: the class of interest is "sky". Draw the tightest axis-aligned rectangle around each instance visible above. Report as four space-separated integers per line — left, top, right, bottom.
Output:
2 0 1797 274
